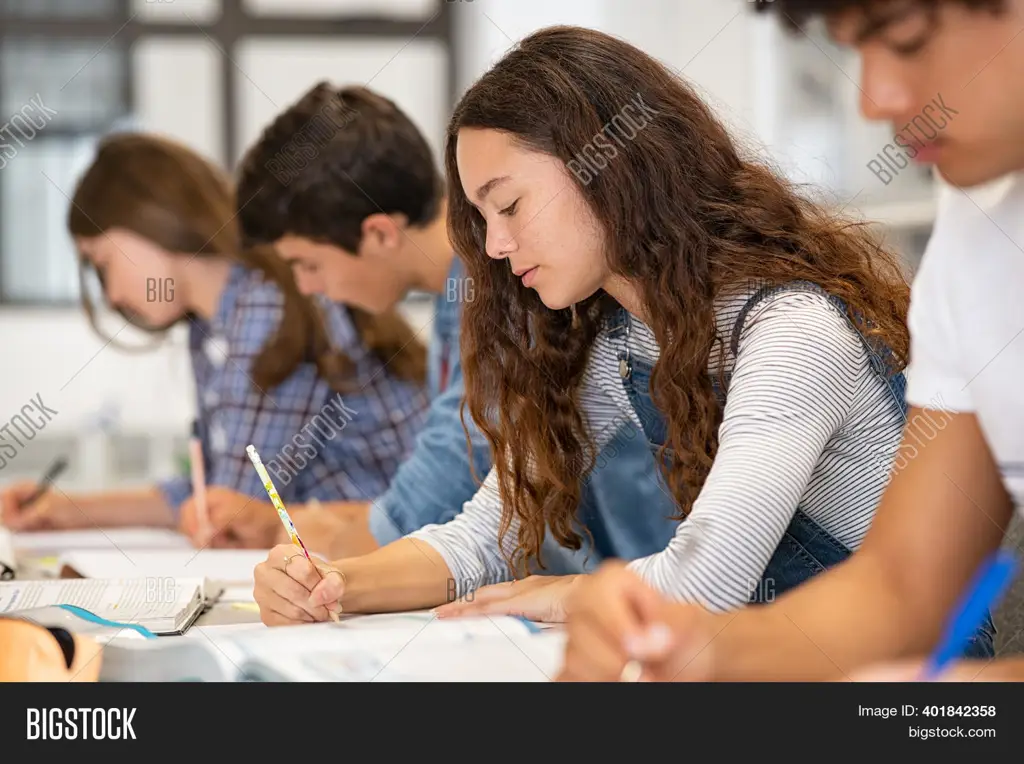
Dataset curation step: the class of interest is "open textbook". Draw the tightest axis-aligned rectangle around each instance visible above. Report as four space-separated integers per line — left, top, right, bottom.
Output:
98 612 566 681
0 577 208 636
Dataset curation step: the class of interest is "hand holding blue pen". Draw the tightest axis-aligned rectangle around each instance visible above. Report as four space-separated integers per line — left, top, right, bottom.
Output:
918 551 1017 681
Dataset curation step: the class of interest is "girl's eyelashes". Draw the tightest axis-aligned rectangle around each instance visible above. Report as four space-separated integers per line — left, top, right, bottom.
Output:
889 34 929 56
499 199 519 217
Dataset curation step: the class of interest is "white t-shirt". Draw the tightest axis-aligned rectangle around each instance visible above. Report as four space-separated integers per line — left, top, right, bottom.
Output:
905 169 1024 509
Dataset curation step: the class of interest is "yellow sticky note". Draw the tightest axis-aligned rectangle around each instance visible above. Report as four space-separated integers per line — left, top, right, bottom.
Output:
230 602 261 612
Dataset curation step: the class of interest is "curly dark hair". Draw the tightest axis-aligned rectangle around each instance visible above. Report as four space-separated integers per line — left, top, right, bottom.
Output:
235 82 442 384
750 0 1006 29
445 25 913 575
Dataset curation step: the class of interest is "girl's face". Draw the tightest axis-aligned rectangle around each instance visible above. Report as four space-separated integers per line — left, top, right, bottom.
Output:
76 229 185 326
455 127 609 311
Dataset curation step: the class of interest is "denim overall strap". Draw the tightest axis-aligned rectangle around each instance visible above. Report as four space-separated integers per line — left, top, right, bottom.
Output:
729 280 909 419
609 288 995 658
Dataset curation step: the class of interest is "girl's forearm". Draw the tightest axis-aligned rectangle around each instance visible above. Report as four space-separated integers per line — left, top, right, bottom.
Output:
335 537 455 613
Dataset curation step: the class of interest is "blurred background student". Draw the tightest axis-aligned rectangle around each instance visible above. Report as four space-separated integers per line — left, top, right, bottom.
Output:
0 133 428 534
178 82 679 570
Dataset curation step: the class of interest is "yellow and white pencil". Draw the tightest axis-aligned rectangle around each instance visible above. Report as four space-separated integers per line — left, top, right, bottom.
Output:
245 444 339 622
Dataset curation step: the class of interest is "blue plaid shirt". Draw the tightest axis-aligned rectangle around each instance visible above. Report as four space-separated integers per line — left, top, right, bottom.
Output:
158 263 429 516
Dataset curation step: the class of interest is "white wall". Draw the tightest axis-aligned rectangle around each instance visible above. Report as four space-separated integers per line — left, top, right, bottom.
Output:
454 0 761 138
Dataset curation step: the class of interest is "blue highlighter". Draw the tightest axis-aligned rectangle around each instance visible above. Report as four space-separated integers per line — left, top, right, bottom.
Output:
918 551 1017 681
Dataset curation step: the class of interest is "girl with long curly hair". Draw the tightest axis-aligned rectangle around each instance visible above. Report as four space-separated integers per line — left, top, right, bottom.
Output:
250 26 988 657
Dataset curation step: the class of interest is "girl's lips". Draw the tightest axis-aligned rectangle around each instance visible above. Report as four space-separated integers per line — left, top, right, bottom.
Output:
911 140 944 164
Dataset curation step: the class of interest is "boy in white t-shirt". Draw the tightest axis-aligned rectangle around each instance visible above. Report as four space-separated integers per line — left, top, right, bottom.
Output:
556 0 1024 681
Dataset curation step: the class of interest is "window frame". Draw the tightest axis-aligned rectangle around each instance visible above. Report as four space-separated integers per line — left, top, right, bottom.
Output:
0 0 458 305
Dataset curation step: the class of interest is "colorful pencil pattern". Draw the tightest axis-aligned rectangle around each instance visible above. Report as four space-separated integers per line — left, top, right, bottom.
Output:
245 444 311 561
245 443 341 623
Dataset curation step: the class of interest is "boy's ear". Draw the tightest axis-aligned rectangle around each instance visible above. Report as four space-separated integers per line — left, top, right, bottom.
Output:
359 213 408 254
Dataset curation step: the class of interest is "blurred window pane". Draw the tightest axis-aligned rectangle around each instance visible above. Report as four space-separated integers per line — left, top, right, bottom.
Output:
243 0 435 19
0 0 452 304
0 135 98 302
0 0 117 17
132 0 222 24
1 39 127 130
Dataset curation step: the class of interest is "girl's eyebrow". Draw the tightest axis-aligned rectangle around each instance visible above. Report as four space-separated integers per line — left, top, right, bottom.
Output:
475 175 511 204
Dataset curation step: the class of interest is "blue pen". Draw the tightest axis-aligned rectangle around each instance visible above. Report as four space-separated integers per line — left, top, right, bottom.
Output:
918 551 1018 681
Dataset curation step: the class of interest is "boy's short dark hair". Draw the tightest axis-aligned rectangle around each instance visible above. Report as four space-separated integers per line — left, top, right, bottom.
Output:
751 0 1005 29
236 82 443 251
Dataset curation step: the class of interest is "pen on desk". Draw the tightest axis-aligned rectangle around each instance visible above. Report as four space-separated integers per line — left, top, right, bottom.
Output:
20 455 69 513
189 422 211 542
918 550 1018 681
245 444 340 623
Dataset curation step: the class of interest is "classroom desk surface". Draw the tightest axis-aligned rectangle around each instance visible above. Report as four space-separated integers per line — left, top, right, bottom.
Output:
195 599 264 627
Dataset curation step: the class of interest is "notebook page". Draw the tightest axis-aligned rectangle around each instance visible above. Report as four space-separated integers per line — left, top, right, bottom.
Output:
229 614 554 680
241 623 565 681
0 577 202 622
370 631 566 681
331 611 544 637
60 549 267 583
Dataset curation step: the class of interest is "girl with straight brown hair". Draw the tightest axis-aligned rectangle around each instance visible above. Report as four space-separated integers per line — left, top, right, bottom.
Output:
0 132 428 539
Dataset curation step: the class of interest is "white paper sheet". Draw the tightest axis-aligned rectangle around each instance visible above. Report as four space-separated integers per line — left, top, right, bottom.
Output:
362 631 566 681
11 527 193 553
59 549 268 583
232 616 565 681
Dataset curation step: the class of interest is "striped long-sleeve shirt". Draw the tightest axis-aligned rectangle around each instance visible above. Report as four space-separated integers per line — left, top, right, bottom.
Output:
408 287 906 613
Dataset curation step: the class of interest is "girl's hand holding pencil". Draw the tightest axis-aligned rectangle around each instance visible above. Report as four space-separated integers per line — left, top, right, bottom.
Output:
253 542 348 625
246 444 343 624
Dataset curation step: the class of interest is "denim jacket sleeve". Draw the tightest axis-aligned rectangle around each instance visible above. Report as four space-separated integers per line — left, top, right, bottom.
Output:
368 337 493 545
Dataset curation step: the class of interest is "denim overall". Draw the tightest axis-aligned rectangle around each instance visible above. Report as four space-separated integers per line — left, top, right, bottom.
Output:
607 281 996 659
